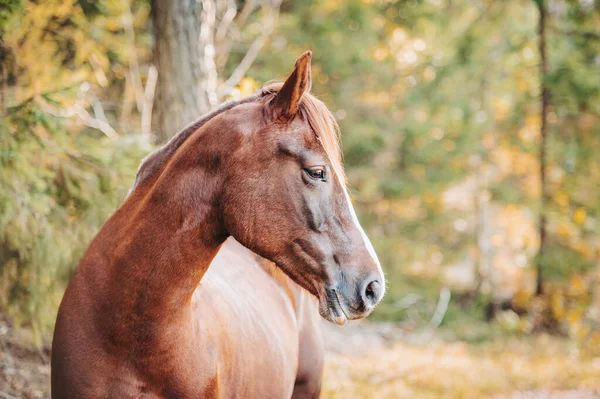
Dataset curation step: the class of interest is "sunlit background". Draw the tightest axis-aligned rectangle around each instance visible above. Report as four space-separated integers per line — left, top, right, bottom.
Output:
1 0 600 397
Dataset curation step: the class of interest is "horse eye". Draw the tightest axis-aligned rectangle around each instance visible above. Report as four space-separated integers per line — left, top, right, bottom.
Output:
306 167 326 181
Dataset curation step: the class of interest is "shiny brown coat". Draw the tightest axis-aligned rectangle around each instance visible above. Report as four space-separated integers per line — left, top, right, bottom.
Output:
51 52 384 398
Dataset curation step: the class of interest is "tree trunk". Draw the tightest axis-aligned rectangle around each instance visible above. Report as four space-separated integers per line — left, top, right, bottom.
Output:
535 0 549 296
151 0 204 143
150 0 279 142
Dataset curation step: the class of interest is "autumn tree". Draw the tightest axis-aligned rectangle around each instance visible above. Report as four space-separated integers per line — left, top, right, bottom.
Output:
151 0 281 142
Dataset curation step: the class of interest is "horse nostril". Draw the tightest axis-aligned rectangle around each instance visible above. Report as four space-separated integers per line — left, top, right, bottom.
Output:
362 279 381 308
365 281 376 300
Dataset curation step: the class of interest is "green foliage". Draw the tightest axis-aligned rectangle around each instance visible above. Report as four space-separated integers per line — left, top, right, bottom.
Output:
0 0 154 335
539 242 595 282
0 94 152 334
248 0 600 336
0 0 23 32
2 0 600 339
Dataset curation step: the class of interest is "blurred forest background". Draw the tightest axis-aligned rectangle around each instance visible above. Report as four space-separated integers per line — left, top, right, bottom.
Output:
1 0 600 397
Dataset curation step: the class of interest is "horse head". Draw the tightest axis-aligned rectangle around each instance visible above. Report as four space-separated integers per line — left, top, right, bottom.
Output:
221 52 385 325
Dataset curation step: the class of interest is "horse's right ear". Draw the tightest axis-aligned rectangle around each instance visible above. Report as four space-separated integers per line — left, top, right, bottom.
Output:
267 51 312 121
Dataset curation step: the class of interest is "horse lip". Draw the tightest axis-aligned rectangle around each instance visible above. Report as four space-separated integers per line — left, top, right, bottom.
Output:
329 289 348 326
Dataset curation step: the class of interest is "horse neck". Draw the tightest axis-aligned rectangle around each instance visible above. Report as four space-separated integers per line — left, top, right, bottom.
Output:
255 255 307 316
93 131 230 325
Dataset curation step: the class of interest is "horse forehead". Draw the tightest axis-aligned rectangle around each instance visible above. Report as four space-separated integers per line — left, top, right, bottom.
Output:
219 101 264 135
220 101 320 154
286 118 324 148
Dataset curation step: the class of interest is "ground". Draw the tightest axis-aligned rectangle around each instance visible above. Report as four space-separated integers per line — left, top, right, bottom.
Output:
320 322 600 399
0 315 50 399
1 315 599 398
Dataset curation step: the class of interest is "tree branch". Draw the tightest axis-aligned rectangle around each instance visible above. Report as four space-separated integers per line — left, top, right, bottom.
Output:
218 0 281 98
121 0 145 113
198 0 219 112
215 0 237 43
141 65 158 135
38 83 119 140
430 287 451 329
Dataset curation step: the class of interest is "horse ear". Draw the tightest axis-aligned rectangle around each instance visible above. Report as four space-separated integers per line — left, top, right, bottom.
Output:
268 51 312 120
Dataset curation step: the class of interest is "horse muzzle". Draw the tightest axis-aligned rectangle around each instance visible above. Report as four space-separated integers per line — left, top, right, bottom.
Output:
320 276 384 326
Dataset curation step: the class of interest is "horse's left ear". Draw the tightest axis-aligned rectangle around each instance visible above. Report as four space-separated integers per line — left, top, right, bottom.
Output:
268 51 312 120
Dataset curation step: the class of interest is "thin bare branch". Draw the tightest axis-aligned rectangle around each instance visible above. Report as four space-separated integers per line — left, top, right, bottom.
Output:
88 54 109 88
38 83 119 140
215 0 257 69
214 0 238 69
430 287 451 329
141 65 158 135
215 0 237 43
198 0 219 111
236 0 257 30
218 1 281 98
118 73 135 129
122 0 145 113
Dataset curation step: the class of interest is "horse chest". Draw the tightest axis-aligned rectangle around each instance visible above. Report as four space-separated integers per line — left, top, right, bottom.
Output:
190 261 300 398
53 240 312 398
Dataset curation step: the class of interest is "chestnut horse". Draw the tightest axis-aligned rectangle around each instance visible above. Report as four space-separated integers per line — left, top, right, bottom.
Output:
51 52 385 398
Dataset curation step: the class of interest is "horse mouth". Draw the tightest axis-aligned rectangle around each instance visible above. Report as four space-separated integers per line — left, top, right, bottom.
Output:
326 289 348 326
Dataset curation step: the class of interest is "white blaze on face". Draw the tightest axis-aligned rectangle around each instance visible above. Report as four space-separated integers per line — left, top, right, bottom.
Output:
321 134 385 295
341 187 386 295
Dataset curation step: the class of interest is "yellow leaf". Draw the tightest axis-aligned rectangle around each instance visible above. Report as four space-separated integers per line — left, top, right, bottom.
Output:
493 96 511 121
566 308 583 327
238 77 257 97
550 291 565 320
568 274 587 297
423 191 435 204
573 208 586 225
554 192 569 208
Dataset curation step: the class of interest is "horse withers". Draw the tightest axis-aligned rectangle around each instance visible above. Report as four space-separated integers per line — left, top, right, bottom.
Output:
51 51 385 398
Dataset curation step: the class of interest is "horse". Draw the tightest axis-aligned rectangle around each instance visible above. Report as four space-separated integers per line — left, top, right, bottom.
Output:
51 51 385 398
